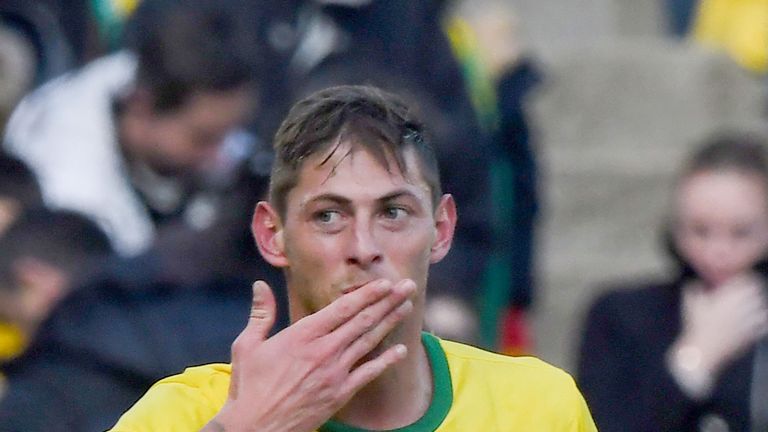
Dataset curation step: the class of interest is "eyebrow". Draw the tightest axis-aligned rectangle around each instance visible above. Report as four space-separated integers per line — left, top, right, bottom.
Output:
302 189 421 209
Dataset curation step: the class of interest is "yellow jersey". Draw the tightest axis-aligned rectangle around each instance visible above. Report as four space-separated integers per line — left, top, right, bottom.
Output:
111 333 596 432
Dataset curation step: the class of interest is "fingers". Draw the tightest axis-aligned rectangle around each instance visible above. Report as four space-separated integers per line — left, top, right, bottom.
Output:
336 280 416 366
246 280 277 340
301 279 395 336
340 343 408 399
229 280 276 399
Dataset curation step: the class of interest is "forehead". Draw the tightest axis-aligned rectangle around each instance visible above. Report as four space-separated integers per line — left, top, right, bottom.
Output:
287 142 431 209
677 170 768 219
167 88 252 123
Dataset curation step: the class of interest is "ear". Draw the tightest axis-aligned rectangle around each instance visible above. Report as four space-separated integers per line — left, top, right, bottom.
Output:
251 202 288 268
430 194 457 264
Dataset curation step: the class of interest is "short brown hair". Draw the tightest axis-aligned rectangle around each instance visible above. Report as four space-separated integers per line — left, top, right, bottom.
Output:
269 85 441 216
680 132 768 191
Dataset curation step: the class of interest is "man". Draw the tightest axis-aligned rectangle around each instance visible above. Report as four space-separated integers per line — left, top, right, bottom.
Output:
0 208 112 343
2 0 259 256
0 208 111 401
110 85 596 431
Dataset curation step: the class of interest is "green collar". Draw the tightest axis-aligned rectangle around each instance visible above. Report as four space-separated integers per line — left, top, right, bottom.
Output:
319 332 453 432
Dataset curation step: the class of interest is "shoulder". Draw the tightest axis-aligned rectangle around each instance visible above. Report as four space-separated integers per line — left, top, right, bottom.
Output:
152 363 232 394
109 363 231 432
441 339 575 388
588 278 678 317
4 52 136 152
439 340 596 429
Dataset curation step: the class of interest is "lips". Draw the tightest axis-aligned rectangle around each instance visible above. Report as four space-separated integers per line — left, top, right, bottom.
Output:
341 280 375 295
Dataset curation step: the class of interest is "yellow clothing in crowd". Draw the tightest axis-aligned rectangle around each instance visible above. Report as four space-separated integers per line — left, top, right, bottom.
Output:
0 322 26 362
0 322 27 394
111 333 596 432
692 0 768 73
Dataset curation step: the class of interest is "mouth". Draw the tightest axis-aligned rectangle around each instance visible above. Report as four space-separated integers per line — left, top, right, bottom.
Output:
341 280 376 295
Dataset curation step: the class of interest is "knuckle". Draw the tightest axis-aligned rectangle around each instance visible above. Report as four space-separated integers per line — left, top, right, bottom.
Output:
357 311 377 330
230 331 259 357
358 338 378 357
337 302 355 320
249 306 270 321
231 336 245 358
315 368 343 390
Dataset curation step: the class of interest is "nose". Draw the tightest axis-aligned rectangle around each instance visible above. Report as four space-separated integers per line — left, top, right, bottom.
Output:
191 140 226 170
346 219 383 269
701 235 741 280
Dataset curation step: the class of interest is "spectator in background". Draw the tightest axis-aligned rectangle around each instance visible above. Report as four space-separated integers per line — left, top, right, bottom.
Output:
0 153 286 431
3 0 260 258
0 1 78 90
0 154 42 236
0 24 36 135
0 153 43 395
0 209 112 351
578 133 768 431
0 243 283 432
446 0 540 352
666 0 768 75
691 0 767 75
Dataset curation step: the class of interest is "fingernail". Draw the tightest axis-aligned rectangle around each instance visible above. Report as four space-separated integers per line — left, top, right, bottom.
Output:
399 279 417 294
375 279 392 293
252 281 265 303
397 300 413 315
394 344 408 357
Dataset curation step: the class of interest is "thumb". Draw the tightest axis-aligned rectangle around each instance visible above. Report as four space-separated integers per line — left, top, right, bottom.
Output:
229 281 276 400
246 280 276 340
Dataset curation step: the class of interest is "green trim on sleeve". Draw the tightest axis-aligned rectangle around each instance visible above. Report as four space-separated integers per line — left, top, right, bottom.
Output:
318 332 452 432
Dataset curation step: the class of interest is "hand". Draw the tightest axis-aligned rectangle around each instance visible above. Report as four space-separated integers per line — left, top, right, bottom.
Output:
676 274 768 377
204 278 416 432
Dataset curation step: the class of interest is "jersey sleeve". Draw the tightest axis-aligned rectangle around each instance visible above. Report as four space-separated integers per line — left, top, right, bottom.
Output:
109 364 231 432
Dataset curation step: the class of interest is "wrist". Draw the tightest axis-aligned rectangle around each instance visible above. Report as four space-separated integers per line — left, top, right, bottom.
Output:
666 341 715 400
206 405 253 432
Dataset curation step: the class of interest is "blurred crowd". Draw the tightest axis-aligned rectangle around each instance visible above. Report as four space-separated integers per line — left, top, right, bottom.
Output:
0 0 765 431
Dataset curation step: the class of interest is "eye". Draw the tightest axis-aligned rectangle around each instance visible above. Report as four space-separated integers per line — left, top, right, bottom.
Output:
731 225 753 239
314 209 341 225
689 224 711 239
382 206 408 220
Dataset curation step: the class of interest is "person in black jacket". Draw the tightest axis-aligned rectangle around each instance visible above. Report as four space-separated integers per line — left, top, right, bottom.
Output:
0 248 287 432
578 132 768 431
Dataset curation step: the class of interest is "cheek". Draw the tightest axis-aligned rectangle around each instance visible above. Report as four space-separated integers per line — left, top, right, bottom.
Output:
674 231 701 260
382 228 434 269
284 231 344 277
737 236 768 264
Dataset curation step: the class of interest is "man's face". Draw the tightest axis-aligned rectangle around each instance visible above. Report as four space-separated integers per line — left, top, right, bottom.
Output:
138 87 252 176
256 142 455 323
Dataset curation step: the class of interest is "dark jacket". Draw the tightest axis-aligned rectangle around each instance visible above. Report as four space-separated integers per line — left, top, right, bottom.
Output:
0 254 286 432
577 279 755 431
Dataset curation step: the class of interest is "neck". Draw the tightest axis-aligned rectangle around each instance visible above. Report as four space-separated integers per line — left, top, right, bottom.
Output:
333 321 433 430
